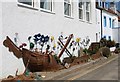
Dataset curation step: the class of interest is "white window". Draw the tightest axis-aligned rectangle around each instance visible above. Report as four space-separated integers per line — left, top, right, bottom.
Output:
86 2 91 22
18 0 33 7
78 0 84 19
40 0 53 11
64 0 72 16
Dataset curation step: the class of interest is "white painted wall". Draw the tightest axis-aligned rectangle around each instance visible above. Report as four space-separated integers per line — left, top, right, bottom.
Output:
102 10 118 40
119 21 120 27
1 0 98 78
0 1 2 79
96 9 101 42
112 28 118 43
112 21 120 43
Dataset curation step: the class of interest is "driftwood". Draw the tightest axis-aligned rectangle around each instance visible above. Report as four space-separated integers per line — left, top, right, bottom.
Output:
3 34 73 72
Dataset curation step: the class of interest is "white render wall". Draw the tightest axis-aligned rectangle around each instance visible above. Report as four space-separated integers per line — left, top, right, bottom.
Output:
102 10 118 40
118 21 120 27
1 0 98 78
0 1 2 79
96 9 101 42
112 28 119 43
112 21 120 43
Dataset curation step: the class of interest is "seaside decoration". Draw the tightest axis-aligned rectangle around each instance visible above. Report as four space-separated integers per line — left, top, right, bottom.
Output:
80 36 90 48
28 36 32 42
3 34 73 72
30 42 34 50
76 38 80 43
53 43 56 50
51 36 54 42
15 69 18 76
3 33 103 74
45 35 49 43
19 43 27 48
14 33 19 45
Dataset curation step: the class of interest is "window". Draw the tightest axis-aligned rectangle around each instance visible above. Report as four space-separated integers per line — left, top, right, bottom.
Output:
86 2 91 22
103 36 106 39
64 0 72 16
40 0 53 11
78 0 84 19
108 36 111 40
105 2 108 9
104 16 107 27
97 0 102 7
18 0 32 6
100 1 102 7
109 18 112 28
112 19 114 28
102 2 105 8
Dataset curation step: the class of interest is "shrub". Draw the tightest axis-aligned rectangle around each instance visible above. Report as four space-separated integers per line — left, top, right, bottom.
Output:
83 48 88 54
100 38 107 47
106 40 115 48
115 43 120 48
100 38 116 48
114 48 120 54
101 47 111 58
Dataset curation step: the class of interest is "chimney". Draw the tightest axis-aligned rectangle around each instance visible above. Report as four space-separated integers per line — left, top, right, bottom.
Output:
109 1 117 13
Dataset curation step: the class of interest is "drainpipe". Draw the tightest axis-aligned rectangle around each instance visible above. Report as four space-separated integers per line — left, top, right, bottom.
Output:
118 27 120 46
100 9 103 39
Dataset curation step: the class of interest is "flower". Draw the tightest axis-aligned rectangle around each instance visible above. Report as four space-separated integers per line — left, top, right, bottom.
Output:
51 36 54 41
76 38 81 43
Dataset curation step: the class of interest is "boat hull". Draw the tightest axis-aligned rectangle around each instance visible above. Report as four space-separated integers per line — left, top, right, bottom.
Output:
22 48 63 72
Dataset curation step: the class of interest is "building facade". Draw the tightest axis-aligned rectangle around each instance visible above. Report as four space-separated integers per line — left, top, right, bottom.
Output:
96 0 118 40
1 0 98 78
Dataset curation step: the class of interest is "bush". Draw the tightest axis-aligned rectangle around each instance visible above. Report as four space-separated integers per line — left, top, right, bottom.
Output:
101 47 111 58
114 48 120 54
100 38 107 47
106 40 115 48
83 48 88 54
115 43 120 48
100 38 116 48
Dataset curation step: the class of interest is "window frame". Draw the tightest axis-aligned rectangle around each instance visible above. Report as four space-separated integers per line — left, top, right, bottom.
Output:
18 0 54 13
40 0 54 12
108 36 111 40
109 18 112 28
64 0 72 17
112 19 114 28
17 0 34 8
104 16 107 27
85 1 91 22
105 2 108 9
78 0 84 20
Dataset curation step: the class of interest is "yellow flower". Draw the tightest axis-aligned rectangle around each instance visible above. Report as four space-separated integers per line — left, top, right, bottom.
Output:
76 38 81 43
51 36 54 41
54 43 56 48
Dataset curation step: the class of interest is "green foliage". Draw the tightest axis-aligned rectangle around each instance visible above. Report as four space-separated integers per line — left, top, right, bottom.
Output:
101 47 111 58
100 38 107 47
100 38 116 48
54 55 61 64
83 48 88 54
88 46 100 56
114 48 120 54
106 40 115 48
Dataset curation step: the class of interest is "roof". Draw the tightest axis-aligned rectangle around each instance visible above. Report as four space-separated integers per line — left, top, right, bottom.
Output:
96 3 120 22
118 16 120 22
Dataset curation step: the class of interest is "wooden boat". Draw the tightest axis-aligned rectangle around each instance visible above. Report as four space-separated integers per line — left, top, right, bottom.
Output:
3 34 73 72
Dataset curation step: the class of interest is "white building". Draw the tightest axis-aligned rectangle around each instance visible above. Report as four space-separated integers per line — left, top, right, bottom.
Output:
96 0 118 40
1 0 98 78
112 12 120 45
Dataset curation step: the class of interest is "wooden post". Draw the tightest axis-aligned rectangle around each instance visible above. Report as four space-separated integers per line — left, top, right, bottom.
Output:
58 34 73 58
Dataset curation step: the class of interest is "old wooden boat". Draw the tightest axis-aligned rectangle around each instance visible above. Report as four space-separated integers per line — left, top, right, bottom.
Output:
3 34 73 72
